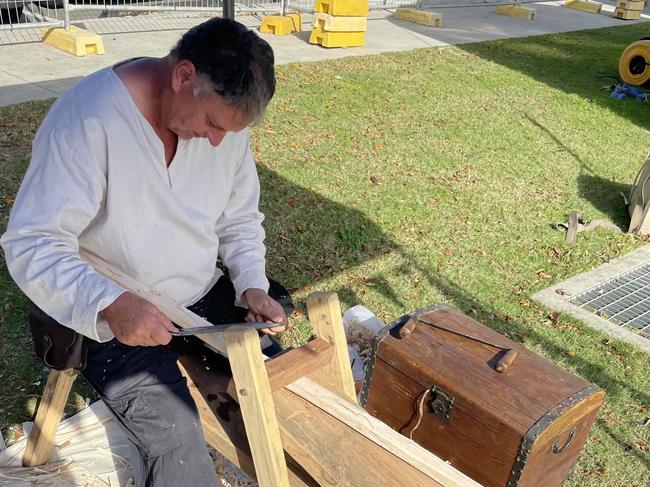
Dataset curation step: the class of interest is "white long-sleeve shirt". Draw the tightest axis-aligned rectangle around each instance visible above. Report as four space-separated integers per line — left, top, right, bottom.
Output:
1 66 269 342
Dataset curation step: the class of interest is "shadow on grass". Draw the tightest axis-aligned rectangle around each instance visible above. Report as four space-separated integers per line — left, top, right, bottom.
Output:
258 167 398 291
386 17 649 130
458 24 650 130
596 418 650 470
524 114 632 228
577 174 631 230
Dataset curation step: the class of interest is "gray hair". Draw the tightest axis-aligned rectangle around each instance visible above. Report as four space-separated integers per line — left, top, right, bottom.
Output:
171 18 276 126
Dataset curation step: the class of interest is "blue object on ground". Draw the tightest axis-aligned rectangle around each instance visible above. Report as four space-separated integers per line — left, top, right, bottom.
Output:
609 82 648 102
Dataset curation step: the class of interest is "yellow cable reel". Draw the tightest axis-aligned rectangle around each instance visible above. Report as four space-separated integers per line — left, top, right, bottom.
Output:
619 40 650 86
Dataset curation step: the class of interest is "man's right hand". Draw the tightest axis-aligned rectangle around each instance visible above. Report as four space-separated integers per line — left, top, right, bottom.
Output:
101 292 177 346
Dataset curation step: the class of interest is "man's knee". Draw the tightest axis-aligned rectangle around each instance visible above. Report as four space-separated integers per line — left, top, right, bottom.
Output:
107 378 204 459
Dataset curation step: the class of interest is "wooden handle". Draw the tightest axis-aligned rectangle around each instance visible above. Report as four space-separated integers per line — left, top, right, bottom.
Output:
495 349 517 373
399 314 419 339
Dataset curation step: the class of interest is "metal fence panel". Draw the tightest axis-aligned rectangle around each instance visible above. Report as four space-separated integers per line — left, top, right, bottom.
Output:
0 0 64 31
1 0 539 44
287 0 538 12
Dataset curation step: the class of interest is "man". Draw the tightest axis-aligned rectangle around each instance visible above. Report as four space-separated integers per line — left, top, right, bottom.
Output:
1 18 287 486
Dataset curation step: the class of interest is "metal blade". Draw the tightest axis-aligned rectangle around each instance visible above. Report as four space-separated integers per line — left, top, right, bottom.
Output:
170 322 277 337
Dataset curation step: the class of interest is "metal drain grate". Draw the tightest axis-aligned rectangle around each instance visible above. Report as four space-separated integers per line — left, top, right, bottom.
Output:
571 263 650 337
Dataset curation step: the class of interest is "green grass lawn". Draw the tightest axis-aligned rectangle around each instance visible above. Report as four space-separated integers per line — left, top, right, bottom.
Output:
1 23 649 486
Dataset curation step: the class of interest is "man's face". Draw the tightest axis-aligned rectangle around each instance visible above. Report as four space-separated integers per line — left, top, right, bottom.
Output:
168 61 248 147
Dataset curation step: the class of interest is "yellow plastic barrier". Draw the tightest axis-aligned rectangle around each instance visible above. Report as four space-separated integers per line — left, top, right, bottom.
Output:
616 0 646 10
314 0 369 17
613 7 642 18
41 26 104 57
313 12 368 31
495 4 536 20
309 27 365 47
619 40 650 85
564 0 602 13
394 8 442 26
260 14 302 35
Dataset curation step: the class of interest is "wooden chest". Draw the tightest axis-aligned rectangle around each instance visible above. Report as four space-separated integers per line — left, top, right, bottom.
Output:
359 305 605 487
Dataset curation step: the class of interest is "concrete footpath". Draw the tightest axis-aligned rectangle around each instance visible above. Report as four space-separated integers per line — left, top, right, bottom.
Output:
0 1 648 107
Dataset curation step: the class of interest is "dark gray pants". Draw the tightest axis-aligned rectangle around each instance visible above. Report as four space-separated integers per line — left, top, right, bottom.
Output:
82 276 292 487
83 339 216 487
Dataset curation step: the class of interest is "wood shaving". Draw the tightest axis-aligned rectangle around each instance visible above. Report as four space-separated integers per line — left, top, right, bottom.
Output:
346 322 377 372
0 458 110 486
208 446 258 487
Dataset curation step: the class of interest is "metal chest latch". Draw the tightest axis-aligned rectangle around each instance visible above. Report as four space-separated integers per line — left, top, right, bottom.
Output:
427 385 454 423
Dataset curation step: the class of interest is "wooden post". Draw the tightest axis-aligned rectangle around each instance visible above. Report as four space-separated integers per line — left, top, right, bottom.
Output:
224 326 290 487
23 369 77 467
306 292 357 403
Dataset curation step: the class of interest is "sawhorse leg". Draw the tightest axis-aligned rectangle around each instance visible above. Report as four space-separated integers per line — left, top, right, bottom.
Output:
225 326 290 487
306 292 357 403
23 369 77 467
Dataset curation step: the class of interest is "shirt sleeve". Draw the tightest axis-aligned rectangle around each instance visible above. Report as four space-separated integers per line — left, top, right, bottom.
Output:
214 130 269 301
0 124 126 342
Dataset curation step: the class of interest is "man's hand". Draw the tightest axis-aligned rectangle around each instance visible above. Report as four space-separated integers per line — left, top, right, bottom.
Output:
101 292 177 346
242 288 288 335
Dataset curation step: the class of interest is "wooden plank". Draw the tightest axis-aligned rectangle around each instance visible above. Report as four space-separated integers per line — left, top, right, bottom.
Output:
306 292 357 403
265 337 333 391
23 369 77 467
274 385 473 486
225 326 290 487
286 378 481 487
83 255 481 486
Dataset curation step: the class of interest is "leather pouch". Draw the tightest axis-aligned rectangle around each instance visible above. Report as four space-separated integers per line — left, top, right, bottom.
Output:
29 305 87 371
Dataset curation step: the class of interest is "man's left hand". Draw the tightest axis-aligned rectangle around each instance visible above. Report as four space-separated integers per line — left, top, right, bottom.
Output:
242 288 289 335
